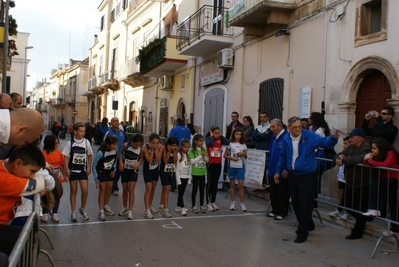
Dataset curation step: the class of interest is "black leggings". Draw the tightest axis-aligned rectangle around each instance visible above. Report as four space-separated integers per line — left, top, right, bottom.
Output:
177 179 189 208
191 175 205 207
206 164 221 204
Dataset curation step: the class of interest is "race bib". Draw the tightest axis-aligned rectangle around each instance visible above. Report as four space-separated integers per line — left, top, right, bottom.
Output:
179 167 191 177
124 159 138 170
210 147 221 158
164 163 175 172
72 153 86 165
103 158 115 170
149 159 159 170
195 161 206 168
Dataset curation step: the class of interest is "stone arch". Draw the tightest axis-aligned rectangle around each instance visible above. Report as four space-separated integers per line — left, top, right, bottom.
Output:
176 97 187 121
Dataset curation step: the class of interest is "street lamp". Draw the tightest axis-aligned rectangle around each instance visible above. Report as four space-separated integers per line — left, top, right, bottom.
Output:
23 46 34 105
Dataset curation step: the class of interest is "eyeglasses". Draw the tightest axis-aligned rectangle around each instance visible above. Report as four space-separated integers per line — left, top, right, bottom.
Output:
380 112 389 115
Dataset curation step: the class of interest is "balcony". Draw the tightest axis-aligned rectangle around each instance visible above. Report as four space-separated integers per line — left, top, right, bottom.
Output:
51 98 66 107
176 5 234 57
229 0 295 38
138 36 190 77
66 96 75 105
88 76 105 95
119 59 149 87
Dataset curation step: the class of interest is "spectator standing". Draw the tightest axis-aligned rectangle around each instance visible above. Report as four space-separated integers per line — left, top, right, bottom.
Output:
242 116 255 148
169 118 191 145
10 92 22 109
301 118 309 129
274 116 338 243
334 128 371 240
0 93 12 109
251 112 273 150
267 119 289 220
96 117 109 145
104 117 126 195
84 122 95 144
226 111 244 140
361 106 398 144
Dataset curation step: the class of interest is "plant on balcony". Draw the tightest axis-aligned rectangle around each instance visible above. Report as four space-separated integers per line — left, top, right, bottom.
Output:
8 15 18 36
135 37 166 74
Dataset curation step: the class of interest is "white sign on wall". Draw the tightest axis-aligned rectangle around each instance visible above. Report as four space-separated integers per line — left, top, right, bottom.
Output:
244 149 266 189
299 87 312 118
200 66 224 86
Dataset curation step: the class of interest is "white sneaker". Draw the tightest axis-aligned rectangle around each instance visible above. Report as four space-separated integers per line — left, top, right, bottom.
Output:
144 209 153 219
206 204 214 212
52 213 60 223
150 206 158 214
127 210 134 220
158 205 165 212
328 209 341 217
340 213 353 221
112 190 118 196
200 206 207 213
382 230 399 236
163 209 172 218
191 206 199 214
180 208 188 216
229 202 235 210
175 206 182 212
79 207 89 220
71 211 77 222
119 207 128 216
41 213 49 223
240 203 247 212
211 202 219 211
104 205 115 216
98 210 106 221
362 209 380 217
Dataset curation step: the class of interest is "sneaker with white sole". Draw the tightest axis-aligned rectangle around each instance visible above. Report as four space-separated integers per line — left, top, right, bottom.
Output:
52 213 60 223
340 213 353 221
127 210 134 220
240 203 247 212
150 206 158 214
158 205 165 212
382 230 399 236
329 209 341 217
191 206 199 214
200 206 207 213
362 209 380 217
98 210 106 221
175 206 182 212
112 190 118 196
180 208 188 216
119 207 128 216
41 213 49 223
206 204 214 212
163 209 172 218
71 211 77 222
79 207 89 220
144 209 154 219
104 206 115 216
211 202 219 211
230 202 235 210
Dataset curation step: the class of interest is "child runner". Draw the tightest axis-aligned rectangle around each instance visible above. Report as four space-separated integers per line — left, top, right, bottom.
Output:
142 133 164 219
158 136 178 218
224 128 248 211
92 135 118 221
205 125 230 211
118 134 144 220
175 139 191 216
42 135 66 223
329 136 352 220
189 134 208 213
62 122 93 222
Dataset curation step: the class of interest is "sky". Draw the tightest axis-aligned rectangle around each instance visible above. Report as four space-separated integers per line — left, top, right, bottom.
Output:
10 0 101 90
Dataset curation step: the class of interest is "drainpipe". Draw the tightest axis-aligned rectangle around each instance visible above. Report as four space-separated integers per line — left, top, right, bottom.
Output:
322 1 328 117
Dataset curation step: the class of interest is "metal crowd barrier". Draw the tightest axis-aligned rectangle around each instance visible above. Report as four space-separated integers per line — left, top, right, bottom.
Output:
316 158 399 258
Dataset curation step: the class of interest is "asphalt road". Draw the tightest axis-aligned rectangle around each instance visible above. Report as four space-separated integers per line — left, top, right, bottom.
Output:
37 133 399 267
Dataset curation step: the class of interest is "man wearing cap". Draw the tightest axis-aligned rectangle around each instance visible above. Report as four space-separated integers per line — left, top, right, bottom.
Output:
274 116 339 243
335 127 371 240
361 106 398 144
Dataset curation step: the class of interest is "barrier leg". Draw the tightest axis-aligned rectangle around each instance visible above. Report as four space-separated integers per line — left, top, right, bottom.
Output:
40 249 56 267
39 228 54 249
313 209 323 224
244 187 251 199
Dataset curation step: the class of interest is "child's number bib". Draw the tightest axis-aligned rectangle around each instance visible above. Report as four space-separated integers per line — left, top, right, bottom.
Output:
195 161 206 168
149 159 159 170
72 153 86 165
164 163 175 172
124 159 137 170
210 147 221 158
103 159 115 170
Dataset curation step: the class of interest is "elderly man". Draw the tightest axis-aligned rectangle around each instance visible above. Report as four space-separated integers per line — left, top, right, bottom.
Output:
0 93 12 109
335 128 371 240
105 117 126 197
10 93 22 109
0 108 44 160
267 119 289 220
361 106 398 144
274 116 338 243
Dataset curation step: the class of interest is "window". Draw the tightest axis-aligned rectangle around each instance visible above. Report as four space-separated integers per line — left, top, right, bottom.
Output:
123 0 128 10
110 9 115 23
355 0 387 47
100 16 104 31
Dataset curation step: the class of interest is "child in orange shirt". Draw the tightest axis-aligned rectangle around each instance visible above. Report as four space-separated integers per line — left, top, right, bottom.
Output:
0 144 46 224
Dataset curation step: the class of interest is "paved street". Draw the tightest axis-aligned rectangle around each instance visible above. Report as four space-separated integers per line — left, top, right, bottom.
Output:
37 133 399 266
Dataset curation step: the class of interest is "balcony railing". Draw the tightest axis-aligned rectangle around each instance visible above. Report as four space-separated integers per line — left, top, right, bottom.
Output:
88 76 97 89
99 71 109 85
176 5 234 52
51 98 65 106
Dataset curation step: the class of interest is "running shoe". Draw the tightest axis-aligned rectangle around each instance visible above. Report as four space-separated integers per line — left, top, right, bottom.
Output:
163 209 172 218
41 214 49 223
191 206 199 214
71 211 78 222
119 207 128 216
180 208 188 216
211 202 219 211
230 202 236 210
158 205 165 212
52 213 60 223
127 210 134 220
98 210 106 221
340 213 353 221
362 209 381 217
328 209 341 217
144 209 154 219
150 206 158 214
206 204 214 212
240 203 247 212
175 206 182 212
79 207 89 220
200 206 207 213
104 206 115 216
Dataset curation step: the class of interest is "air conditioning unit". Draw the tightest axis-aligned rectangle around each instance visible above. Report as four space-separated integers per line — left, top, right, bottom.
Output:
161 75 173 90
217 48 234 68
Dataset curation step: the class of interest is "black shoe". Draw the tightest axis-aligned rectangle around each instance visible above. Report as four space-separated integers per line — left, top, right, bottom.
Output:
294 237 307 243
296 227 315 234
266 212 276 218
345 234 362 240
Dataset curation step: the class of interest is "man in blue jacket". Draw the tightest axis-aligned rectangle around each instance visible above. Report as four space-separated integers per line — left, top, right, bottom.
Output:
274 116 338 243
267 119 289 220
169 118 190 144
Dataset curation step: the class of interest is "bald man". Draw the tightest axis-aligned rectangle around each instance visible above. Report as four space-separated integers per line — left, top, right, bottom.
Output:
0 108 44 147
10 92 22 109
0 93 12 109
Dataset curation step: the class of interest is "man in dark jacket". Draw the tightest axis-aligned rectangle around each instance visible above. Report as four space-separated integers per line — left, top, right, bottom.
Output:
226 111 243 140
361 106 398 144
335 128 371 240
251 112 273 150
